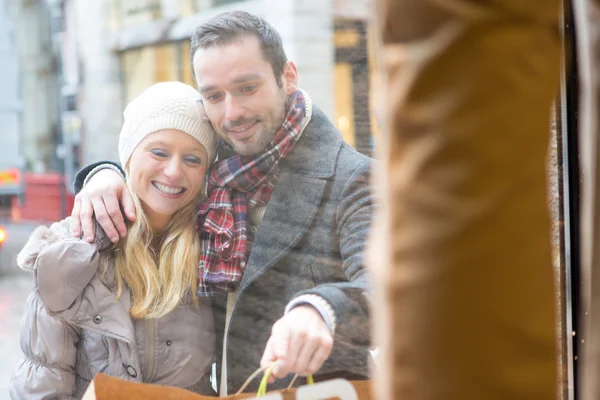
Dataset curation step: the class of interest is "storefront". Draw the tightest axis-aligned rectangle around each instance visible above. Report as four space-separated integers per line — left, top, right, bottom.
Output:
113 0 377 156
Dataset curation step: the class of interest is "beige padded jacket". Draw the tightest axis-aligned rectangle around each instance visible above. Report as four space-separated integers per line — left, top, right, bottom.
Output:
10 218 215 399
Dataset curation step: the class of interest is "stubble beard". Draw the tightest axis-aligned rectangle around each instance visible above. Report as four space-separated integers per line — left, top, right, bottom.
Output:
228 91 289 157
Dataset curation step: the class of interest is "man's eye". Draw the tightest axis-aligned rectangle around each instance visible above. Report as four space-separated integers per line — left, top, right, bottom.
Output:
205 93 221 102
151 149 168 157
241 85 255 93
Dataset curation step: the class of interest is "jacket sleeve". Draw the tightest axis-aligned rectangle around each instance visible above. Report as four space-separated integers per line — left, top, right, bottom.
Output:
74 161 124 194
11 238 102 399
10 292 80 400
296 157 374 356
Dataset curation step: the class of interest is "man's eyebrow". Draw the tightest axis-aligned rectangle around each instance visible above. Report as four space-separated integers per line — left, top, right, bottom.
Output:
198 73 264 94
231 73 263 84
198 84 217 94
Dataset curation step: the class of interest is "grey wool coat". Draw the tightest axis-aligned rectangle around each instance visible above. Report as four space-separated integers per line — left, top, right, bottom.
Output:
10 219 216 399
216 106 374 392
74 105 375 394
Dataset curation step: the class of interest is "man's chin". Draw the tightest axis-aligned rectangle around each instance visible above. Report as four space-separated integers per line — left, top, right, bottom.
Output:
234 145 263 157
222 126 275 157
231 138 270 157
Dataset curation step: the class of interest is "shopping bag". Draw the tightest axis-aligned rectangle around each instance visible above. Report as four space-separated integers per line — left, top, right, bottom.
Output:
82 365 372 399
238 364 372 400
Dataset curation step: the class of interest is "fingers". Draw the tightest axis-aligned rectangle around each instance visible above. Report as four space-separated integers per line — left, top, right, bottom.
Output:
121 187 137 222
70 196 83 238
260 336 277 368
260 336 279 384
292 332 319 376
273 321 290 361
92 195 120 243
270 321 291 380
103 191 127 240
287 321 332 376
78 196 95 242
261 306 334 383
74 169 130 243
306 333 333 375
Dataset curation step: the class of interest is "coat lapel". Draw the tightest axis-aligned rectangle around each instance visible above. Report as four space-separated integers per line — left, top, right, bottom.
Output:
237 106 343 294
238 169 326 293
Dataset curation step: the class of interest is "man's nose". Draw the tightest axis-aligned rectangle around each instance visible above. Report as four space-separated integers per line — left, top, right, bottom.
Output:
224 94 244 122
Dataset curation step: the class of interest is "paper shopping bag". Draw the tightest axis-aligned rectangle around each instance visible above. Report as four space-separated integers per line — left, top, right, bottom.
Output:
236 363 372 400
82 372 372 400
82 373 280 400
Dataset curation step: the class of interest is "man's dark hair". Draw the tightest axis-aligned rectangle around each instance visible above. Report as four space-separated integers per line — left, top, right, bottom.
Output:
190 11 288 87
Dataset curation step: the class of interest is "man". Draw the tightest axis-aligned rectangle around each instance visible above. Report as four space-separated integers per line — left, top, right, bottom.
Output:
71 11 373 395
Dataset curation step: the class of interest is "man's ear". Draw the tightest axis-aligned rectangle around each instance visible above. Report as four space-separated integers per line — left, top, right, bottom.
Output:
282 61 299 95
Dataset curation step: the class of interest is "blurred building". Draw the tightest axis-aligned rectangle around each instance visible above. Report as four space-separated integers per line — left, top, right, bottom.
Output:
32 0 379 176
5 0 60 174
0 0 24 212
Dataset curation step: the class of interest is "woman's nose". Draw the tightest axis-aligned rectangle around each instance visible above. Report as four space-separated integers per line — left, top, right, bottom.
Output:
163 158 183 179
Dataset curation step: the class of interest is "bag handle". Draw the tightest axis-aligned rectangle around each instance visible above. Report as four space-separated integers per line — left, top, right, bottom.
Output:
234 362 314 398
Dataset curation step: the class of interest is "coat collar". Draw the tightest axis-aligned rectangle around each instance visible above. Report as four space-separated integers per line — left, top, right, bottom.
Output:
283 105 343 178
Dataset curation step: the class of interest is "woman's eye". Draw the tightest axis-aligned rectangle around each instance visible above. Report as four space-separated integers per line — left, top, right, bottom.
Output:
184 156 202 165
151 149 168 157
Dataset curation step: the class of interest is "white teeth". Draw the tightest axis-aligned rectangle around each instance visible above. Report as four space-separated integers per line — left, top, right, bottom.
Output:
231 122 254 133
153 182 184 195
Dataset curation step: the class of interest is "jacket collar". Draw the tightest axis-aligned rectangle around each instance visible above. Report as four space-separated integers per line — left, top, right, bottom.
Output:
283 105 343 178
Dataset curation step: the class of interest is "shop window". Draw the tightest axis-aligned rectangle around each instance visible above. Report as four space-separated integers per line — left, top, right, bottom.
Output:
334 19 372 156
182 0 197 16
121 43 181 104
213 0 244 5
180 40 195 86
118 0 162 27
334 63 355 147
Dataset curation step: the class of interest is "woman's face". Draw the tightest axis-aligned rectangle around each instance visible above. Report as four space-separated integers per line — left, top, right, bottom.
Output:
128 129 208 232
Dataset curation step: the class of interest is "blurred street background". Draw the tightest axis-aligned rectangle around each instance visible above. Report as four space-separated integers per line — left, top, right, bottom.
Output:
0 0 379 398
0 222 36 399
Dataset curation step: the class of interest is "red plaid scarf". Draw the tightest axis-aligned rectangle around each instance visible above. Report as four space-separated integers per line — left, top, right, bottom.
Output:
195 89 312 295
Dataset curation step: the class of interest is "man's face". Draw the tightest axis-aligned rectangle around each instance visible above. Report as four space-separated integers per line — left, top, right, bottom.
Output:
193 35 298 156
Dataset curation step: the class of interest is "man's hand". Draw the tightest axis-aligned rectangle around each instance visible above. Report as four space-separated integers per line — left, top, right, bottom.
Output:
260 305 334 383
70 169 135 243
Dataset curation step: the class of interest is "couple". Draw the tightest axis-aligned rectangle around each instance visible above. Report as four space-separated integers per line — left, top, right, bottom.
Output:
11 10 373 399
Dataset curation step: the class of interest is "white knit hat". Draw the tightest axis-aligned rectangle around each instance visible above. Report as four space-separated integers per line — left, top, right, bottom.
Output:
118 82 217 168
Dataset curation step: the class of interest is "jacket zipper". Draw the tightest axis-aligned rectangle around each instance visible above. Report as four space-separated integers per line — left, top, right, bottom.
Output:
144 319 156 381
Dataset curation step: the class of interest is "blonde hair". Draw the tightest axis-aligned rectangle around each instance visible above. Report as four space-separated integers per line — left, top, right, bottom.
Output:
113 179 201 319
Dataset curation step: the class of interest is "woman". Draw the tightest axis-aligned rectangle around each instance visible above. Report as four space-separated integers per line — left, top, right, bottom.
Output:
10 82 218 399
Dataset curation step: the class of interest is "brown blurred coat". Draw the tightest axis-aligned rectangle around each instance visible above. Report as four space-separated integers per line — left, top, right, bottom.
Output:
370 1 561 399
